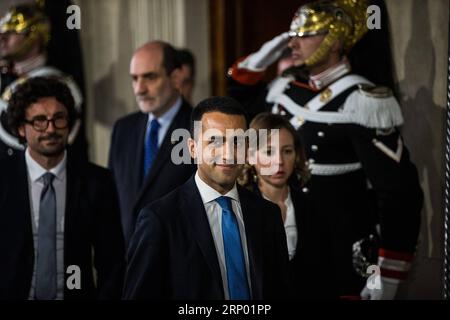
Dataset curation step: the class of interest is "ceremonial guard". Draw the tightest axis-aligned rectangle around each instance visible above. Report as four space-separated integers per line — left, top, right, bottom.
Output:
227 0 423 299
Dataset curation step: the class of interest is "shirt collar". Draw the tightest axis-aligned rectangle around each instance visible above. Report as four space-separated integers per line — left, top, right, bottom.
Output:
148 96 182 126
194 171 240 205
25 148 67 183
309 57 351 90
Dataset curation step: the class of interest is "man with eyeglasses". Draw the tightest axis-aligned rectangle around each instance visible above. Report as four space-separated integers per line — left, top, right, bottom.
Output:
0 77 125 300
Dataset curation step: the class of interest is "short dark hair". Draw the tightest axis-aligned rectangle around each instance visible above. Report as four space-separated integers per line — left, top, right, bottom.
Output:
190 96 248 136
177 48 196 79
7 77 77 142
162 42 182 76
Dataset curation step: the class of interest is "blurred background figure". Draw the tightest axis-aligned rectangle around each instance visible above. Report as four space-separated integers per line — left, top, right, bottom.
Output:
108 41 195 247
176 48 196 105
0 0 88 163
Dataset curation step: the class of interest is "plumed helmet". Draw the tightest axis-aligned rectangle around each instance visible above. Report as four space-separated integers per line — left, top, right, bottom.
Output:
0 2 50 59
289 0 368 66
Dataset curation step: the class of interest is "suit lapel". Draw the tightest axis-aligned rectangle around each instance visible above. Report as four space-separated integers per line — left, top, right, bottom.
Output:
134 113 148 189
63 157 82 278
181 177 224 296
238 187 264 300
3 153 39 297
15 153 33 231
17 153 35 278
17 153 35 297
135 102 189 206
289 185 308 253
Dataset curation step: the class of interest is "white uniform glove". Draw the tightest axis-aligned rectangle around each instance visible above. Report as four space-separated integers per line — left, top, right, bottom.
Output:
238 32 290 72
360 273 399 300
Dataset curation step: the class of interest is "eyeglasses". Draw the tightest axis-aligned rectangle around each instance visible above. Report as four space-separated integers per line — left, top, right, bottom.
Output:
24 114 69 132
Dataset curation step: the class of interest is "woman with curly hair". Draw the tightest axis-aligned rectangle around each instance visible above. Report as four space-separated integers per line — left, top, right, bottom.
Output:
239 112 337 299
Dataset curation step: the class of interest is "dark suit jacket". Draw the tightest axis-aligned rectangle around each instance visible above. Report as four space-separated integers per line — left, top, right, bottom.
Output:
287 184 337 299
108 100 196 246
0 152 125 300
123 175 290 300
250 181 337 299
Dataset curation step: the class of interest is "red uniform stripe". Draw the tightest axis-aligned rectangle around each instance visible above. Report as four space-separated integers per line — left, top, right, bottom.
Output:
380 268 408 280
379 248 414 262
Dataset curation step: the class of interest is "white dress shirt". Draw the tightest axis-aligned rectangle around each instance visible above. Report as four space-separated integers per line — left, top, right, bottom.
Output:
25 148 67 300
263 188 298 261
147 96 182 147
283 190 298 260
194 171 252 299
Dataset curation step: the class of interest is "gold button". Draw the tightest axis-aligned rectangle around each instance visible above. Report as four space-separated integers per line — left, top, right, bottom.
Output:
319 88 333 103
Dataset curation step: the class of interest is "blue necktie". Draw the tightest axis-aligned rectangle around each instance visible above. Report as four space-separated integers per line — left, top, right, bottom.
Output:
35 172 57 300
143 119 160 178
216 196 250 300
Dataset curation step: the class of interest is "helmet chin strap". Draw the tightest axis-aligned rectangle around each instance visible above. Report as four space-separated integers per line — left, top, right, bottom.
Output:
304 34 337 68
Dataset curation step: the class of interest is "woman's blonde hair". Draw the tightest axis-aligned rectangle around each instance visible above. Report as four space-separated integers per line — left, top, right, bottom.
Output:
238 112 310 188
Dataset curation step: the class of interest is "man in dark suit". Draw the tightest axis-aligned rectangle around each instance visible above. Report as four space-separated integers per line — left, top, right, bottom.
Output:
109 41 195 246
123 96 289 300
0 77 124 300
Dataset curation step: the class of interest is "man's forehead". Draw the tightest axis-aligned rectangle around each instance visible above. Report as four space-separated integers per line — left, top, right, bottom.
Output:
202 128 246 138
130 47 164 74
201 112 246 126
27 97 66 113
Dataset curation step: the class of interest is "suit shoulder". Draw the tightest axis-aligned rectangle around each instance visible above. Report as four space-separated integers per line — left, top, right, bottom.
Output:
0 152 23 177
74 162 114 188
260 197 281 215
0 155 15 172
139 184 185 219
113 111 145 129
85 162 111 175
177 101 193 123
180 99 193 111
238 186 280 213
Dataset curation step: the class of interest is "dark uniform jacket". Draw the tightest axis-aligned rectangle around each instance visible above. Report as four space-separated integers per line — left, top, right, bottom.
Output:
227 61 423 296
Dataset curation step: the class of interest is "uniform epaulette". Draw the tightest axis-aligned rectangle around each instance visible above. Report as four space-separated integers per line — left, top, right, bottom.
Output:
342 84 404 129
